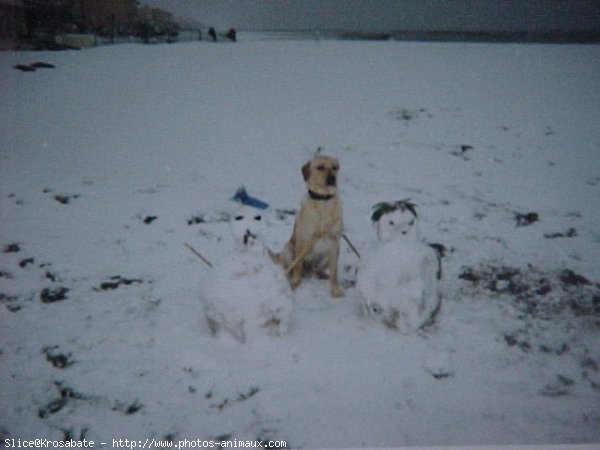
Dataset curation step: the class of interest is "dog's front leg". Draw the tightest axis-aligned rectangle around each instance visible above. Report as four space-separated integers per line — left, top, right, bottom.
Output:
288 260 303 290
328 241 343 298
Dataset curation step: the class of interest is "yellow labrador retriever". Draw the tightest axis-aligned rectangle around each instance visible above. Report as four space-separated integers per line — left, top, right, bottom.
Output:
270 155 343 297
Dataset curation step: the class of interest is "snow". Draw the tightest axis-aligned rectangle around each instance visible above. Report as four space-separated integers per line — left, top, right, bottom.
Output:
1 35 600 448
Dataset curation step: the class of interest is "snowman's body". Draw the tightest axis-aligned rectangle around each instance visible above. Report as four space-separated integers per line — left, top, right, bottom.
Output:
202 207 293 343
358 203 441 332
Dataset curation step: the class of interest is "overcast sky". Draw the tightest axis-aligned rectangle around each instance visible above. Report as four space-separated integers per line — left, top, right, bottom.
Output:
142 0 600 32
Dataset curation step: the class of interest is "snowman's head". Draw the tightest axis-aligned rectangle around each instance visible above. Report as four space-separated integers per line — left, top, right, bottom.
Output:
230 206 265 250
372 200 420 242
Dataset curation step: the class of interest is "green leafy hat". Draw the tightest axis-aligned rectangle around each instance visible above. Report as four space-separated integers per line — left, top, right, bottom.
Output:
371 199 418 222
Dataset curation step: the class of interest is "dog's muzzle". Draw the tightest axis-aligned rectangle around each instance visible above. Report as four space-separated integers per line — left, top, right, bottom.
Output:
326 174 337 186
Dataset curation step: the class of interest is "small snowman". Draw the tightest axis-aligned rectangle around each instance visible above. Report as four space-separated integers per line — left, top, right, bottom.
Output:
357 199 442 332
202 190 293 343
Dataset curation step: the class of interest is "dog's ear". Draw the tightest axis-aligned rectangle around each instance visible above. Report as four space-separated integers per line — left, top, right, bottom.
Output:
301 161 311 182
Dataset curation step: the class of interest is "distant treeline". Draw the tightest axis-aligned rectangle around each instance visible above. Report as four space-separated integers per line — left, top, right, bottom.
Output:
341 29 600 44
0 1 236 50
251 29 600 44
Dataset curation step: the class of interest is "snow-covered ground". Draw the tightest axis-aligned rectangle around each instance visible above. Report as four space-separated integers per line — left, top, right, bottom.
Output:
1 35 599 448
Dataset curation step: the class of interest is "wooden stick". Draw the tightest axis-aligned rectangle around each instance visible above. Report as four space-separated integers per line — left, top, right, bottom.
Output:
342 233 361 259
184 242 213 268
284 218 339 275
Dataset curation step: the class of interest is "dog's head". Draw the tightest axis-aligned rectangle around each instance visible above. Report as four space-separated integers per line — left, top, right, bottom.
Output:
301 155 340 197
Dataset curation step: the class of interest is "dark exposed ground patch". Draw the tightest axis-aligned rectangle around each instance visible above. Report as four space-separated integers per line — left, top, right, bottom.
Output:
14 64 36 72
187 211 230 226
3 243 20 253
143 215 157 224
514 212 539 227
31 62 55 69
540 375 576 397
0 293 20 312
459 263 600 396
7 193 25 205
112 400 143 415
94 276 144 291
458 264 600 318
387 107 429 124
210 387 260 411
13 62 55 71
38 382 88 419
19 257 35 268
45 270 61 282
54 194 80 205
544 228 577 239
40 287 69 303
43 346 75 369
449 144 475 161
560 269 590 287
61 428 89 443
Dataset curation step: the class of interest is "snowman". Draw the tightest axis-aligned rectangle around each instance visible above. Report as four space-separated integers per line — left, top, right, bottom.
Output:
357 199 442 332
202 191 293 343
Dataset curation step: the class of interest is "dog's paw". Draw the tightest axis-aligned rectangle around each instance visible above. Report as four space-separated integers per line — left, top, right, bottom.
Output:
289 276 301 290
267 248 282 265
331 284 344 298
